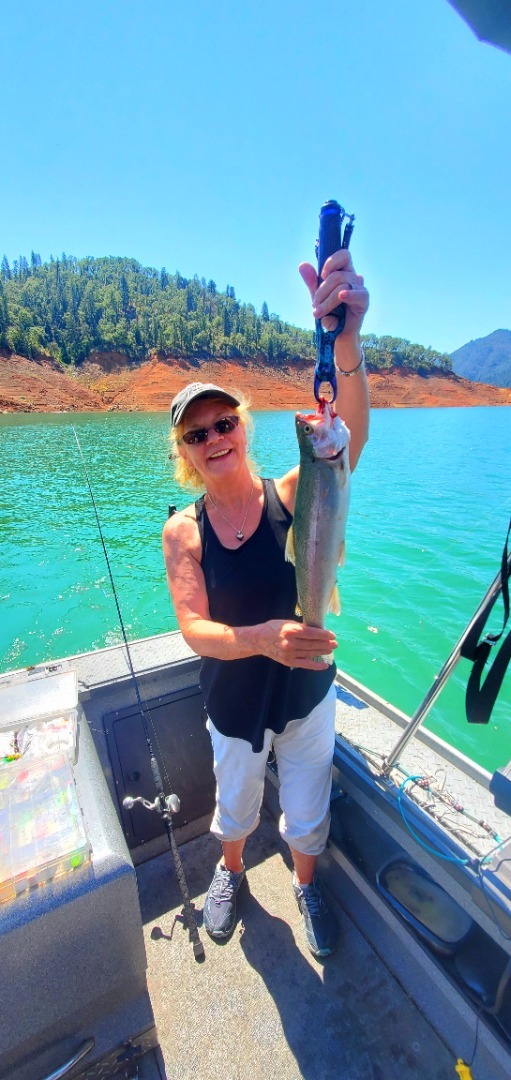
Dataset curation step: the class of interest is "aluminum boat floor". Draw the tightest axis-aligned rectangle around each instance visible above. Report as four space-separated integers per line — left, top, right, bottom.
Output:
136 809 455 1080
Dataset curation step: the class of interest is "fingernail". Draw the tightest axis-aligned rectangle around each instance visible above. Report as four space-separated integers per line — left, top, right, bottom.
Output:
313 305 321 317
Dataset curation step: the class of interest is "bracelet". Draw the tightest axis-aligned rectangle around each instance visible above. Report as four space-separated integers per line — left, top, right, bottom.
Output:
335 346 365 377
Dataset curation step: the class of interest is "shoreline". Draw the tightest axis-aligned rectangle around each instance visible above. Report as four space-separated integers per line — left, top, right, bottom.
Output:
1 351 510 413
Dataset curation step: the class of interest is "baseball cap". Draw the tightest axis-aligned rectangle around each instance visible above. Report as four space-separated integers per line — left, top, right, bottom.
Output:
170 382 241 427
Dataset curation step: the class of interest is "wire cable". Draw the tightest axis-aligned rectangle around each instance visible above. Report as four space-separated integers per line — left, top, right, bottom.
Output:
398 777 471 866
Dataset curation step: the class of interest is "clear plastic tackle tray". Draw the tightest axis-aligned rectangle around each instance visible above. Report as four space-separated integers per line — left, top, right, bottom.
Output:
0 662 78 767
0 753 90 904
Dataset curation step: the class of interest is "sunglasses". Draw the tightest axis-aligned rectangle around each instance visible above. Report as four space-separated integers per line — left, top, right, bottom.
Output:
180 415 240 446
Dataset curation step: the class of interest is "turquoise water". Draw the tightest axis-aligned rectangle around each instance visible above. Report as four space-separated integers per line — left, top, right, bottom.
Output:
1 407 509 771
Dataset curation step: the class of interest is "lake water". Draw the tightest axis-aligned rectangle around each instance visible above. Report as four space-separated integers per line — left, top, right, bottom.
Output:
0 406 509 772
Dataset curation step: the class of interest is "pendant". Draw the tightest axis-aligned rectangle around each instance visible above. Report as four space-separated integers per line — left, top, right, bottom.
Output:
236 531 244 541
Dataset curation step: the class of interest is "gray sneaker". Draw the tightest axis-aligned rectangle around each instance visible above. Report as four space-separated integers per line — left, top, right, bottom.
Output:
292 873 339 958
203 862 245 940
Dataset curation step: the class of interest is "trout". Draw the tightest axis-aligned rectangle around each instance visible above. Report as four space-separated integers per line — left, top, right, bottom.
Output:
285 402 351 659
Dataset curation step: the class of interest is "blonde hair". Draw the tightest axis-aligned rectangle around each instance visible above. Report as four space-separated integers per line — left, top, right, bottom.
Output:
169 391 256 491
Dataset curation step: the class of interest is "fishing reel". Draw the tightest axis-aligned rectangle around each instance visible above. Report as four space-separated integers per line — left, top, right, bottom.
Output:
123 792 181 815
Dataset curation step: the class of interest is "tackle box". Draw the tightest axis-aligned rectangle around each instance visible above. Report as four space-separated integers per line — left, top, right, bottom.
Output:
0 661 79 766
0 752 90 905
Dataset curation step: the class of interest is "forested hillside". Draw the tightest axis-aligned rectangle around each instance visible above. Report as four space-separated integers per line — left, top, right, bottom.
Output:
451 330 511 388
0 252 453 375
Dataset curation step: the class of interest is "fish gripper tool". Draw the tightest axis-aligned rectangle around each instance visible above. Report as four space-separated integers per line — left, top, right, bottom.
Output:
314 199 354 404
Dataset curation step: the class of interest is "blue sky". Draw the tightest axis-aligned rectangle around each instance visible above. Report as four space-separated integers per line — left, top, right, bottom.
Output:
2 0 510 354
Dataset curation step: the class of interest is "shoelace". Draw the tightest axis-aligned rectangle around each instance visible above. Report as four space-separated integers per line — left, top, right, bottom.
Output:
300 884 327 918
210 868 239 904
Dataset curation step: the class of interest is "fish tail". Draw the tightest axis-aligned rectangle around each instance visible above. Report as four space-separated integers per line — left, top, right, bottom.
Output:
328 585 341 616
285 526 296 565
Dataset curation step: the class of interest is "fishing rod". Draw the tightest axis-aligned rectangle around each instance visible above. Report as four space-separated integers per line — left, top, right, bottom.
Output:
72 428 205 961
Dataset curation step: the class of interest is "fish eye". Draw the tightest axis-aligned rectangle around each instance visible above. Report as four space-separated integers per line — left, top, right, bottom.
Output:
303 424 312 434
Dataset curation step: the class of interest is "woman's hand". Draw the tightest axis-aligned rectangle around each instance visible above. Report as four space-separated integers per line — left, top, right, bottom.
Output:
255 619 338 670
299 249 369 338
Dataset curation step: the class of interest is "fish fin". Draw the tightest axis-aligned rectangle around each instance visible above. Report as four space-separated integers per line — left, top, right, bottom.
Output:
338 540 346 567
328 585 341 616
295 602 302 617
285 526 295 565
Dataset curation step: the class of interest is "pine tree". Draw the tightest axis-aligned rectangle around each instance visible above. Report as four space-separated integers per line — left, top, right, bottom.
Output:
120 275 130 315
0 281 8 345
186 286 196 312
1 256 12 280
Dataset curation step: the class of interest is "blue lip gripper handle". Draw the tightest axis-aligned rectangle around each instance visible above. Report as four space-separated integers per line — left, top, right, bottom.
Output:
314 345 337 404
317 200 345 326
314 200 354 402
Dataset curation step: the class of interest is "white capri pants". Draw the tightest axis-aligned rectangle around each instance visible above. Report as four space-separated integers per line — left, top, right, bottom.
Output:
208 683 337 857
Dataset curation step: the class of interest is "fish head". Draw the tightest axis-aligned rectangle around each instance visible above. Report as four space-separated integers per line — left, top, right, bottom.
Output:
295 402 351 469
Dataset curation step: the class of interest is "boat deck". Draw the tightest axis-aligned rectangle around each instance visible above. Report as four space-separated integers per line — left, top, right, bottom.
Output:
136 808 456 1080
71 631 511 1080
3 631 510 1080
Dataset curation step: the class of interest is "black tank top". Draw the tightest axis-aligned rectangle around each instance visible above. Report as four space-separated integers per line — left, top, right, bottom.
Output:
196 478 335 752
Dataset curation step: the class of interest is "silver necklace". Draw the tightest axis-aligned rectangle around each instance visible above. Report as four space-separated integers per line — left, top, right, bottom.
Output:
207 476 255 541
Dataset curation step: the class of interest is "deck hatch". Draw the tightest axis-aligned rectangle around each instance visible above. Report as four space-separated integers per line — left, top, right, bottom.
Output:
103 685 215 849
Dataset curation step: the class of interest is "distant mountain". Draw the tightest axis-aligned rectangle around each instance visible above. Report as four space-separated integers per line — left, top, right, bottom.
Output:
451 329 511 388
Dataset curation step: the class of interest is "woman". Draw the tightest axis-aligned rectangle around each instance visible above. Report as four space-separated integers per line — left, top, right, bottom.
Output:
163 248 369 957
